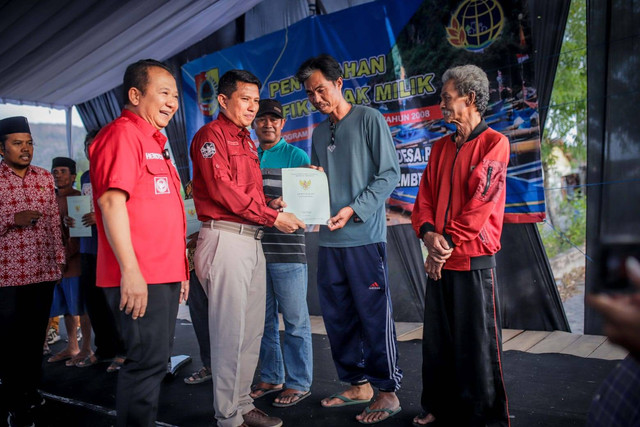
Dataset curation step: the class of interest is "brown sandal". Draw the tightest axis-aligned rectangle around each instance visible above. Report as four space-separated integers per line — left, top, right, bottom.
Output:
75 354 108 368
47 351 78 363
183 366 212 384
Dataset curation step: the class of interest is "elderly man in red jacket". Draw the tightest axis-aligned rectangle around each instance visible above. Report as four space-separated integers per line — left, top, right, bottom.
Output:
411 65 510 427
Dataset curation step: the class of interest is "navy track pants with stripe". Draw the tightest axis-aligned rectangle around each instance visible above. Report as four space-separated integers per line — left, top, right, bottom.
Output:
317 243 402 391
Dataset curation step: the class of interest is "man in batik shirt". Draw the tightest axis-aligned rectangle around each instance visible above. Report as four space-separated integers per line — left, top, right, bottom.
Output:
0 116 65 426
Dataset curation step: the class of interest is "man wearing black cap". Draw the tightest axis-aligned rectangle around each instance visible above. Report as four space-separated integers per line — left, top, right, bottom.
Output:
47 157 94 368
0 116 65 426
249 99 314 407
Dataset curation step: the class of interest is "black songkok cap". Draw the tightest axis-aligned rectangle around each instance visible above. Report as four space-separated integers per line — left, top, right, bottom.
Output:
0 116 31 136
256 99 284 119
52 157 76 175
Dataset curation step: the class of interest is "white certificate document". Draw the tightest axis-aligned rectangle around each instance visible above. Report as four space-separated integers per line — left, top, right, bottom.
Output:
67 195 92 237
184 199 201 237
281 168 330 225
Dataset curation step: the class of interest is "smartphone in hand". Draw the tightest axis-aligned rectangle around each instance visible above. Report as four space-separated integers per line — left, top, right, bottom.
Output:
596 238 640 293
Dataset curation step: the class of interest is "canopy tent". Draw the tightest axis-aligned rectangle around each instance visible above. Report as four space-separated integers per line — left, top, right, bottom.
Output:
0 0 571 329
0 0 263 108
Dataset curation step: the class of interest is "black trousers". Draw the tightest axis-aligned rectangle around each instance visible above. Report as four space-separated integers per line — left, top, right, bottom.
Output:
421 268 509 427
187 272 210 368
81 253 125 359
0 282 55 414
104 283 180 427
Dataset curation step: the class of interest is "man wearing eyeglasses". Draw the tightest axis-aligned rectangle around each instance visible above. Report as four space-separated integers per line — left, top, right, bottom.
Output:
296 55 402 425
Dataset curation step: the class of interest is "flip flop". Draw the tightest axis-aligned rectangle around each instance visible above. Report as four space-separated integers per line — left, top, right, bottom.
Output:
65 357 81 367
107 357 126 373
321 393 372 408
250 384 284 399
358 406 402 425
272 390 311 408
47 352 77 363
75 354 110 368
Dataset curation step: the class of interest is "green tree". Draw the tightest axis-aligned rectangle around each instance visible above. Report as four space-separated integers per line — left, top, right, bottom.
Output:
543 0 587 166
539 0 587 256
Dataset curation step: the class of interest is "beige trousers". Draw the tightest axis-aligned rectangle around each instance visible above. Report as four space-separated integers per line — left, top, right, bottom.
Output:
194 225 266 427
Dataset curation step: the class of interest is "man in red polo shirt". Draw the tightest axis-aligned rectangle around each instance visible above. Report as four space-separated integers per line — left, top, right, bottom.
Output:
90 59 188 427
190 69 304 427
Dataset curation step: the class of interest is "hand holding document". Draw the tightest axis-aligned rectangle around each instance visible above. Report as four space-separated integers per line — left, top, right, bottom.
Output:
66 196 92 237
281 168 330 225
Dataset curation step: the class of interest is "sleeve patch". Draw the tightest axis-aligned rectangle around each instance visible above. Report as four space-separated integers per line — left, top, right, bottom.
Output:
200 142 216 158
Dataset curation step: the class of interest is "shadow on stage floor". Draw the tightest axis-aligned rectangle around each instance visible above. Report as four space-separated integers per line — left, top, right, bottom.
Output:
32 320 617 426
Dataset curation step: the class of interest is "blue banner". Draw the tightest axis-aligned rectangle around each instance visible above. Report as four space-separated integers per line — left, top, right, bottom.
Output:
182 0 546 223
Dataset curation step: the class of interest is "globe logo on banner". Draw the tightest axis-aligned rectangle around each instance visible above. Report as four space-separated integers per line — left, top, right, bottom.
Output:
446 0 504 52
196 68 220 117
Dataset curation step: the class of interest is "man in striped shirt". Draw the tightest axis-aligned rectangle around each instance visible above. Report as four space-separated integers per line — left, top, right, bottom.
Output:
249 99 314 408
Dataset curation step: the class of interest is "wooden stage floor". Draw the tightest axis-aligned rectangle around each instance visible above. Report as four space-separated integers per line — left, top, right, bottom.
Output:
308 315 629 360
178 303 630 361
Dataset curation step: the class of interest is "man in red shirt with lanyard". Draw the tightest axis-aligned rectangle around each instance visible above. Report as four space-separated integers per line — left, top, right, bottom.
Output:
90 59 188 427
190 69 304 427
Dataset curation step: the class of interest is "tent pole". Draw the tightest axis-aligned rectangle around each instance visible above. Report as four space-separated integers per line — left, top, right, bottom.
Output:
66 107 72 157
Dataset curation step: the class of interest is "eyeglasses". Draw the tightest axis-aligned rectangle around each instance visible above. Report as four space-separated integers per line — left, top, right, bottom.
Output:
328 121 336 153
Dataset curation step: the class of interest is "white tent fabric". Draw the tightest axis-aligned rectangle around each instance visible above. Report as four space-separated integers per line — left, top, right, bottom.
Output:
244 0 373 42
0 0 378 109
0 0 263 108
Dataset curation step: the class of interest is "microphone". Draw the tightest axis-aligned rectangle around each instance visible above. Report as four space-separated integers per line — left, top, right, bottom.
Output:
163 149 170 160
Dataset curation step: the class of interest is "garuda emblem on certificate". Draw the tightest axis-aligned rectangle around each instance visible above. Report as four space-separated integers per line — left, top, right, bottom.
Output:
299 180 311 190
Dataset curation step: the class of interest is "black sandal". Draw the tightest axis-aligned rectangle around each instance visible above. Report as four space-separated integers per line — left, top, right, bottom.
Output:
107 356 126 373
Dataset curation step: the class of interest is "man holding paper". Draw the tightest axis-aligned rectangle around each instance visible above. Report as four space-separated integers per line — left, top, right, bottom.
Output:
249 99 314 407
296 54 402 424
190 70 304 427
48 157 94 367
